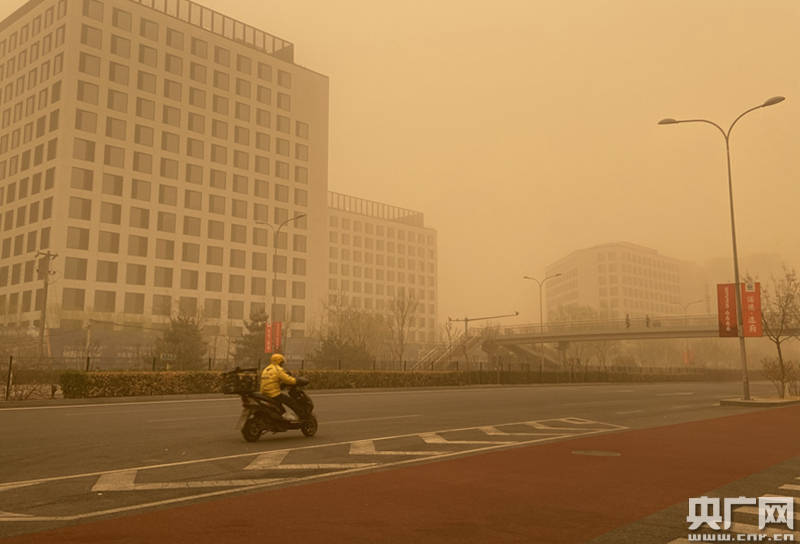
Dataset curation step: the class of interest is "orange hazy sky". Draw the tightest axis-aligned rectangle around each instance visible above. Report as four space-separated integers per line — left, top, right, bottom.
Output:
5 0 797 325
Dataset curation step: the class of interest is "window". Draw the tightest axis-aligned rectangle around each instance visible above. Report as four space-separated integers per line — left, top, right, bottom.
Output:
202 272 222 292
183 216 201 236
159 185 177 205
257 62 272 81
186 138 203 158
190 62 206 82
126 263 146 285
229 275 244 294
235 78 251 98
296 121 309 139
66 227 89 249
137 70 156 93
100 202 121 224
206 246 223 265
112 8 132 30
133 152 152 173
210 170 226 189
62 288 85 310
163 105 180 126
166 28 183 50
185 164 202 184
231 224 246 243
94 290 116 312
277 70 292 88
211 145 226 164
80 24 102 48
140 19 158 41
236 54 251 73
102 173 122 195
211 119 228 139
64 257 87 280
131 178 151 201
153 294 172 316
181 269 198 289
103 144 125 168
230 249 245 268
156 238 174 259
208 195 225 214
68 197 92 220
73 137 95 160
207 220 224 240
157 212 175 233
110 35 130 57
135 124 153 146
70 167 93 190
188 113 204 133
78 52 100 76
182 242 199 263
106 117 126 139
136 97 155 119
154 266 172 287
228 300 243 319
189 88 205 108
127 235 148 257
98 231 119 253
129 207 149 229
123 292 145 314
161 131 179 153
212 95 228 115
109 62 129 85
184 189 201 210
256 86 271 105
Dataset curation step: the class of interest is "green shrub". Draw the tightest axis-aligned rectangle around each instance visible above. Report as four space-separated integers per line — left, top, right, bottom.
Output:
59 370 89 399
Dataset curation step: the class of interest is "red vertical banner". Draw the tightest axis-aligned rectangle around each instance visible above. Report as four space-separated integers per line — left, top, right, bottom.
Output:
741 282 763 337
273 321 282 350
264 321 272 353
717 283 738 337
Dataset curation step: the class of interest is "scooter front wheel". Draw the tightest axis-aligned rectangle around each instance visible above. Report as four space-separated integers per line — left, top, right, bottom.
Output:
300 416 318 437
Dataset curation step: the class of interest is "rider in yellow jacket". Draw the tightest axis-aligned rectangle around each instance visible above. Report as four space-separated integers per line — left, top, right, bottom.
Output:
260 354 300 420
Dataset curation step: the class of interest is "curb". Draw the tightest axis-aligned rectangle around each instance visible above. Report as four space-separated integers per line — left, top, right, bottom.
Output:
719 397 800 407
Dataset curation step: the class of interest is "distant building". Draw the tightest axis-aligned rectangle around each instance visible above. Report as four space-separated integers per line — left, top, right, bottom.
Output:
326 191 438 349
544 242 708 320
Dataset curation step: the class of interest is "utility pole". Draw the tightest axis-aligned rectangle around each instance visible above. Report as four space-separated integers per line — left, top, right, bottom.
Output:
36 250 57 360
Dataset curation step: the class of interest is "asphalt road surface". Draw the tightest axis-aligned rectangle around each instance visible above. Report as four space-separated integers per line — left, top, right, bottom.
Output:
0 380 792 542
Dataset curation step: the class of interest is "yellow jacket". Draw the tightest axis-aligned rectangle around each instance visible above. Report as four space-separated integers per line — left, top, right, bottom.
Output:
260 363 296 398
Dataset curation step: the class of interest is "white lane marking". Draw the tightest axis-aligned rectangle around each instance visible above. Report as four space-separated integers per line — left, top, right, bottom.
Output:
419 432 515 446
348 440 446 456
91 470 288 491
0 398 239 411
0 511 33 518
478 426 564 438
780 484 800 492
325 414 422 424
615 410 645 415
244 449 375 471
655 392 695 397
147 414 237 423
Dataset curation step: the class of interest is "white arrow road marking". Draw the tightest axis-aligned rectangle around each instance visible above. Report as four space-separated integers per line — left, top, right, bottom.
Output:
244 450 376 471
91 470 290 492
419 432 515 446
348 440 446 456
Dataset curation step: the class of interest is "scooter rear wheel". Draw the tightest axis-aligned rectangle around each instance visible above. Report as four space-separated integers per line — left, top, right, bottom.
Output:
300 416 318 437
241 419 263 442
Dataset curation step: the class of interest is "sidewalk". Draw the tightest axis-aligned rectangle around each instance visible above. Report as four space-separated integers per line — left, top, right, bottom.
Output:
5 405 799 543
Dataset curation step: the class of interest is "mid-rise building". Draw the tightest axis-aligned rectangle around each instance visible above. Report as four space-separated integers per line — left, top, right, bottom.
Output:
544 242 708 320
326 191 438 349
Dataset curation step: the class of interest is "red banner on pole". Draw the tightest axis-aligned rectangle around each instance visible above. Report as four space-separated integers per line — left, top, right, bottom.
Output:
717 283 737 337
273 321 282 350
717 282 763 338
264 321 272 353
741 282 763 338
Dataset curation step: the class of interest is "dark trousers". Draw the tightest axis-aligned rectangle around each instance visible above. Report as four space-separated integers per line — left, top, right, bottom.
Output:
269 393 304 418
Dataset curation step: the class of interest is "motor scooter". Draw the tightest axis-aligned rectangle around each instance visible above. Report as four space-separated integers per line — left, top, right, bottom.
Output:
222 367 318 442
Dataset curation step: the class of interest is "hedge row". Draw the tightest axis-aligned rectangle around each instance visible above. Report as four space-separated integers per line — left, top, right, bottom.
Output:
57 368 742 399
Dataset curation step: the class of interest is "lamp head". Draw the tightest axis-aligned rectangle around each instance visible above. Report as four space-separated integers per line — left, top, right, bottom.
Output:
658 118 679 125
761 96 785 107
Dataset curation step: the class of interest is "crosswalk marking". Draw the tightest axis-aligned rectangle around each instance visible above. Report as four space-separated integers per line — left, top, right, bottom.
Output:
91 470 288 492
348 440 446 456
477 425 563 437
736 505 800 521
419 432 515 446
245 450 375 471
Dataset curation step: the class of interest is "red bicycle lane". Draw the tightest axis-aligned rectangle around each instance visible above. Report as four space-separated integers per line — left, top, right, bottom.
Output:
6 405 800 544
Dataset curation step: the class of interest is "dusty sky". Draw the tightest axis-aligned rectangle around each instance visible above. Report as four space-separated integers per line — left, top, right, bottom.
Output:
6 0 797 325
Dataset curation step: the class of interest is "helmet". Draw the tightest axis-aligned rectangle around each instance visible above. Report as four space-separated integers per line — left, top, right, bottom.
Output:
270 353 286 366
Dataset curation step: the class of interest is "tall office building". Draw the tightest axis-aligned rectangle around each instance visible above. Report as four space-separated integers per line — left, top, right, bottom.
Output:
544 242 708 320
0 0 329 349
326 191 438 349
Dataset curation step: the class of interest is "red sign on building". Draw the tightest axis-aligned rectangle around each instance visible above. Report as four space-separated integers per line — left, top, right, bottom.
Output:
716 282 763 338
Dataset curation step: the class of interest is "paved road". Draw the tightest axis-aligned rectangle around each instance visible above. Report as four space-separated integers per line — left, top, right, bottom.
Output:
0 380 785 540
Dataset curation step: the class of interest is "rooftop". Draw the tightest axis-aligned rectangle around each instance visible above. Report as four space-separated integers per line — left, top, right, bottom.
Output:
328 191 425 228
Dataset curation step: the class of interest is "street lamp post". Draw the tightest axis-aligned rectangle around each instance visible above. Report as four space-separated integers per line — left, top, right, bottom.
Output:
659 95 785 399
257 213 307 353
523 273 563 376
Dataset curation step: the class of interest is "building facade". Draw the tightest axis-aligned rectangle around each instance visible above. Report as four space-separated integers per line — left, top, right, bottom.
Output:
544 242 708 320
0 0 438 360
0 0 330 350
326 191 438 350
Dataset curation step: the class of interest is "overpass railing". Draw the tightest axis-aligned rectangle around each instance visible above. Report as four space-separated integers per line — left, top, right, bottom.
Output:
483 314 720 338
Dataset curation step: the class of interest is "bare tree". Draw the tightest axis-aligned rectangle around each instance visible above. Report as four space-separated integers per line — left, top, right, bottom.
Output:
759 268 800 398
387 294 419 364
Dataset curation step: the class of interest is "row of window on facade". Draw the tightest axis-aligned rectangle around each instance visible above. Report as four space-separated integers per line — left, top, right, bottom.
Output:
330 240 435 261
78 0 292 88
4 286 306 322
1 80 61 141
596 250 680 271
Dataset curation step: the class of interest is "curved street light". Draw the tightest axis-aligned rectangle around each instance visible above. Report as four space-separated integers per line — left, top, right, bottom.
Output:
523 273 563 375
256 213 307 352
658 96 786 399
